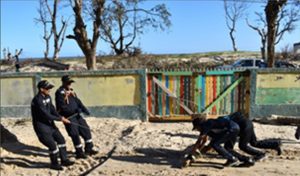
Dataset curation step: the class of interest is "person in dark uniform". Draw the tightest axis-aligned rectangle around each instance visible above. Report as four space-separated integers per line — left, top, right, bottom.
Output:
31 80 74 170
55 75 98 159
190 116 243 167
226 112 282 161
296 126 300 140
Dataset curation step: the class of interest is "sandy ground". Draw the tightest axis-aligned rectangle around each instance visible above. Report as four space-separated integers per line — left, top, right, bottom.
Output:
1 117 300 176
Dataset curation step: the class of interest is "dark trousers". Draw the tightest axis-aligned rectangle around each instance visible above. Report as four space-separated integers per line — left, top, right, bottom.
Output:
210 121 240 161
238 122 265 156
65 115 93 152
36 128 65 153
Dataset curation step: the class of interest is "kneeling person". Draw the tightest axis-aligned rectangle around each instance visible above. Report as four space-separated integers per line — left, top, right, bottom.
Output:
31 80 74 170
55 75 98 159
191 116 242 166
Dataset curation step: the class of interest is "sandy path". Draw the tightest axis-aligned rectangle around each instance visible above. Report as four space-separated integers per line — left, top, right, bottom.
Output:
1 117 299 176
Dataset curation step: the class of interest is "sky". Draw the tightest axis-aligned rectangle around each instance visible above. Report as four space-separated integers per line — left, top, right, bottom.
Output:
1 0 300 59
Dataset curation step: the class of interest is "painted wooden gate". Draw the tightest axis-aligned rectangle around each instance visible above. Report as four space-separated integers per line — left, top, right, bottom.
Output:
147 69 250 121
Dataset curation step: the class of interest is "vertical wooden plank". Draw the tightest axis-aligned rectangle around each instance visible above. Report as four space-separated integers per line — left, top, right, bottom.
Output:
180 76 185 114
169 76 173 116
195 75 200 113
221 76 226 114
176 76 180 114
154 76 159 115
226 76 231 114
205 76 210 108
245 76 250 116
151 76 156 115
201 75 206 112
230 74 235 113
187 76 191 110
158 75 163 116
165 75 169 116
212 76 217 114
147 75 152 115
197 75 202 113
216 76 221 115
173 76 178 114
162 75 166 116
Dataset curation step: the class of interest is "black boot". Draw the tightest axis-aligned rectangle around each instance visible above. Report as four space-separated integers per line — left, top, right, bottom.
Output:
59 146 74 166
85 142 98 156
50 153 63 171
76 147 87 159
224 157 241 167
255 139 282 155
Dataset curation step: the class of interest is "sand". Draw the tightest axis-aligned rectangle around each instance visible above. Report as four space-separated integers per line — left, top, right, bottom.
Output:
1 117 300 176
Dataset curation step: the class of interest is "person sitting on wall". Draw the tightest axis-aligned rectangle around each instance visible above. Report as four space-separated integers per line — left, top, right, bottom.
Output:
55 75 98 159
31 80 74 170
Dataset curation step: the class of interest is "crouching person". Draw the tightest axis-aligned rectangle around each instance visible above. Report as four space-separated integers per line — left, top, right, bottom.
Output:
191 116 242 167
55 75 98 159
228 112 282 160
31 80 74 170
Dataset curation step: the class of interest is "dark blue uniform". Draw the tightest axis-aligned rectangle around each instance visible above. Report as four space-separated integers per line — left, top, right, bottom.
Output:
226 112 282 159
31 92 71 168
31 93 65 154
55 86 94 157
195 117 240 162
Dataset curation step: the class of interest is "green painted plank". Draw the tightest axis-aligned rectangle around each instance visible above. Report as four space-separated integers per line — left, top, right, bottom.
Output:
206 70 235 75
163 72 193 76
216 76 221 114
203 76 245 113
256 88 300 105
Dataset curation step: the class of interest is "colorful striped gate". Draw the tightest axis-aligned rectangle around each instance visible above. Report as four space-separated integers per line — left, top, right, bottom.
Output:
147 69 250 121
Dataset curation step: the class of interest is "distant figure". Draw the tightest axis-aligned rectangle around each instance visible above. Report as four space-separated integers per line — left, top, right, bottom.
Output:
296 126 300 140
55 75 98 159
31 80 74 170
14 49 22 72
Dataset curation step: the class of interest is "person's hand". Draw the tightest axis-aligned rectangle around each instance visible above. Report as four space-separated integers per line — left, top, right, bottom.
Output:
61 116 70 124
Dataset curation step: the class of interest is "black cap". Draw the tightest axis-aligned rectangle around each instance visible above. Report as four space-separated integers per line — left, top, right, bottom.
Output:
61 75 75 84
37 80 54 89
192 117 206 131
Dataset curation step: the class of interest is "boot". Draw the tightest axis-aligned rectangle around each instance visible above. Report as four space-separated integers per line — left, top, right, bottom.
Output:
59 146 74 166
255 139 282 155
76 147 87 159
50 153 63 171
224 157 241 167
254 153 267 161
85 142 98 156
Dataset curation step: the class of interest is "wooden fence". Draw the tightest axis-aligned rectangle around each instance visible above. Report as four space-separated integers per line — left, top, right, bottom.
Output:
146 69 250 121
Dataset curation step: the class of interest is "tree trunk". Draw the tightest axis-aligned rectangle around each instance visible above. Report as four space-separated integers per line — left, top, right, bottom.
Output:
265 0 287 67
85 52 96 70
230 29 237 52
261 38 266 60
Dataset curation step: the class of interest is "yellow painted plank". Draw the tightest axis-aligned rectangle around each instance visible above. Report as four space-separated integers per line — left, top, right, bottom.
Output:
257 73 300 88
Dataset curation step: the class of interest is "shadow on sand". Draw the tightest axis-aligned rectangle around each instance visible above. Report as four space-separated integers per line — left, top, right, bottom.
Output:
1 124 49 169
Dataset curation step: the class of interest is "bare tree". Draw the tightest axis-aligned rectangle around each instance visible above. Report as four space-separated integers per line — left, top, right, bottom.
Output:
247 2 299 62
265 0 287 67
35 0 53 60
224 0 248 52
99 0 171 55
67 0 105 70
35 0 68 60
45 0 68 60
